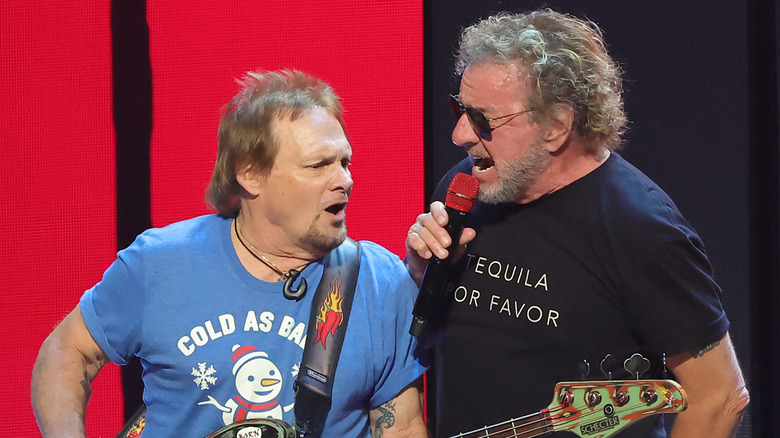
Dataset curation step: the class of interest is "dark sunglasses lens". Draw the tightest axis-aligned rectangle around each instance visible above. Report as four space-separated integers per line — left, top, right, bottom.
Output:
466 108 492 139
449 95 492 140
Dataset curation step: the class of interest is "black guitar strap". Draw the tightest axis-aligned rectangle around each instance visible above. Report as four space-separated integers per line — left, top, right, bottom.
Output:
293 237 361 438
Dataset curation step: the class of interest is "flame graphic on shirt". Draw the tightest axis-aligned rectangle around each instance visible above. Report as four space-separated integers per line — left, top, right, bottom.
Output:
314 275 343 349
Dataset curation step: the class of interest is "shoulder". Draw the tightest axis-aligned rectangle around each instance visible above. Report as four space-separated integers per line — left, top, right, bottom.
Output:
357 240 404 265
587 154 709 261
590 154 693 234
599 154 680 213
354 240 417 298
121 214 227 258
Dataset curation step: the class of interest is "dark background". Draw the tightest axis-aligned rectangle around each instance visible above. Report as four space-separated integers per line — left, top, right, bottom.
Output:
424 1 779 437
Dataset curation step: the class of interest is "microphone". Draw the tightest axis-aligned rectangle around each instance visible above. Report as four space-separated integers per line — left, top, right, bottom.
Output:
409 172 479 338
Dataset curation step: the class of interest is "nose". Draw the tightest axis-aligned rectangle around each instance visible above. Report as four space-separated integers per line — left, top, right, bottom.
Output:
333 164 353 193
452 112 479 150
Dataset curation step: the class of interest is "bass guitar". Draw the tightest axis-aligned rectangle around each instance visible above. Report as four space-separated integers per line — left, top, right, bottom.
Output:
450 379 687 438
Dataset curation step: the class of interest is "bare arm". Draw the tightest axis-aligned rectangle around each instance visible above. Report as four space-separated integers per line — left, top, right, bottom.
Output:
668 332 749 438
405 201 476 286
31 306 110 438
369 378 427 438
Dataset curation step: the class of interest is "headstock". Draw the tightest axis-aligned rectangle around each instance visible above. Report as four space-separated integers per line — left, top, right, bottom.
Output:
546 379 687 438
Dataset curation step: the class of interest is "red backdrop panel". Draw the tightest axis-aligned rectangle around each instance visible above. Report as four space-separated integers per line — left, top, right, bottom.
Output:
1 2 123 437
3 1 422 435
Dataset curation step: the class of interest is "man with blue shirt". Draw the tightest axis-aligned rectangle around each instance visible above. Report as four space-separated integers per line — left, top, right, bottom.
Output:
32 70 427 438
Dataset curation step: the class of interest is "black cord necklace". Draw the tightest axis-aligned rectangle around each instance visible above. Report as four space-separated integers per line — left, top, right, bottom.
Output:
233 218 308 301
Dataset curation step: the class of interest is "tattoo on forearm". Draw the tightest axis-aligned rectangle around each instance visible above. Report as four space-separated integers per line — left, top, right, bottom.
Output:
373 400 396 438
690 340 720 358
80 379 92 398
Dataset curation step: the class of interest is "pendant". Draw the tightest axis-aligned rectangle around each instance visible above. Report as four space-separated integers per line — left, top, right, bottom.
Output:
283 269 307 301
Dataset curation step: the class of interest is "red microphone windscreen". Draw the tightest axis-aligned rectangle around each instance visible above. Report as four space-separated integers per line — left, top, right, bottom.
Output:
445 173 479 212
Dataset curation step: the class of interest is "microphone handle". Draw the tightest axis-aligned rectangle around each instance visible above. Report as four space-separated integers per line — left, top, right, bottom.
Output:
409 206 469 337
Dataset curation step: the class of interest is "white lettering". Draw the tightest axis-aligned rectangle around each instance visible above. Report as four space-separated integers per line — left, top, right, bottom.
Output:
453 286 468 303
523 269 533 287
503 265 517 282
177 336 194 356
190 326 208 346
516 268 524 284
204 321 222 340
487 295 560 326
474 256 487 274
514 301 526 317
487 260 502 279
499 297 511 315
547 309 559 327
469 289 480 306
527 305 543 322
278 315 296 337
218 314 236 335
463 254 548 290
535 274 548 291
258 311 274 332
287 322 306 347
244 311 259 331
489 294 500 311
464 253 476 270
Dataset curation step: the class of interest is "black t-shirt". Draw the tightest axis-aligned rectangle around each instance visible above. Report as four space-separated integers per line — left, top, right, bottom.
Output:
429 153 729 438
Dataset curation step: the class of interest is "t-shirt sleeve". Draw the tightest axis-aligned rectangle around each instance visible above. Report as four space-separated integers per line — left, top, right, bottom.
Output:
80 238 147 365
611 187 729 356
363 243 428 408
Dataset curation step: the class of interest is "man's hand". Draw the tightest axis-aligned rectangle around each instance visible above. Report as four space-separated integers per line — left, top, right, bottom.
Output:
404 201 476 285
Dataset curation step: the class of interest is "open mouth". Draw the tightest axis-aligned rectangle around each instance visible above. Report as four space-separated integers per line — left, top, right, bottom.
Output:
472 155 495 172
325 202 347 215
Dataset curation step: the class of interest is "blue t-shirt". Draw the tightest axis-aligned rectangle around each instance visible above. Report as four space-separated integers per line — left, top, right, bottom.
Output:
429 153 729 438
80 214 425 437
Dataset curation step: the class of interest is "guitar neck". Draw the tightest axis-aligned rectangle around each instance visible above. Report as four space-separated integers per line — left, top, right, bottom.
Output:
451 411 553 438
449 379 687 438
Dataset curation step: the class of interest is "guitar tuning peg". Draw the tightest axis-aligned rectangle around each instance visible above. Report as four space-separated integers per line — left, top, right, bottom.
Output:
623 353 651 379
577 359 590 380
662 353 668 378
600 354 619 380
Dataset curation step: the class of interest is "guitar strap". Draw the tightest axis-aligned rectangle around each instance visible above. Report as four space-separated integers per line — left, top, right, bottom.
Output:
293 237 361 438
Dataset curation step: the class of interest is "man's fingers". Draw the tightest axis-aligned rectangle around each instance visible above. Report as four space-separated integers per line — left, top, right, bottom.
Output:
459 228 477 246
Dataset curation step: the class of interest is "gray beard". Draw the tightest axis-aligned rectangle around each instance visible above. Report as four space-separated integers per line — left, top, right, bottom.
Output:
479 139 551 204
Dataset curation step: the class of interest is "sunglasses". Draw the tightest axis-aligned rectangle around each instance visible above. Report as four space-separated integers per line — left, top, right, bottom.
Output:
449 94 535 140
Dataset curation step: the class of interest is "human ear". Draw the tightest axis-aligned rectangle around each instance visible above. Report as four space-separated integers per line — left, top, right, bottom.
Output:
542 104 574 153
235 162 262 196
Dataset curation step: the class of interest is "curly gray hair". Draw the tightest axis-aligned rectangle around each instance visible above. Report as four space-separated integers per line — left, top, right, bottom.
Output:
456 9 627 150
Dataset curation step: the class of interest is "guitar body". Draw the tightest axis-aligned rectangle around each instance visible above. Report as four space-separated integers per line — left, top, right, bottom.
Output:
205 418 298 438
115 407 298 438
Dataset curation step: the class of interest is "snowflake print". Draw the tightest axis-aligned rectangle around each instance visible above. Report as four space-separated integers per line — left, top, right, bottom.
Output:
192 362 218 390
291 362 300 378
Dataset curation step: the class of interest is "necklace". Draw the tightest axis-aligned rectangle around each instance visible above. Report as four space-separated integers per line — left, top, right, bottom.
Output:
233 218 308 301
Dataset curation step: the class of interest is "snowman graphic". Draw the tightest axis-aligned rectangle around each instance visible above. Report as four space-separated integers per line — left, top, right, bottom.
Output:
199 344 294 425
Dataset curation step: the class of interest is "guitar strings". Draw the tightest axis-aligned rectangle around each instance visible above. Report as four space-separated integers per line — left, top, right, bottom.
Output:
454 400 666 438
